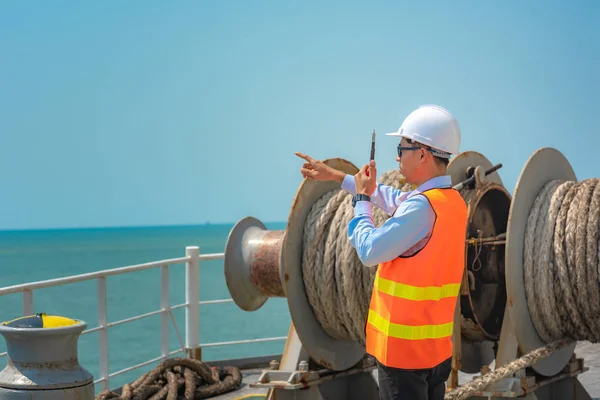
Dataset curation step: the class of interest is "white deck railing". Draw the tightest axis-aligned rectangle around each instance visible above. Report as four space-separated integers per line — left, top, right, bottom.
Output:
0 246 286 392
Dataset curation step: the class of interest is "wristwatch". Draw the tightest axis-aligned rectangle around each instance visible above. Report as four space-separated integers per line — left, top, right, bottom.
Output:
352 193 371 207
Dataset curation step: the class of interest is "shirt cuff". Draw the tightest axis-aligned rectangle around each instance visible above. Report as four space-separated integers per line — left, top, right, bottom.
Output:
341 174 356 194
354 200 372 216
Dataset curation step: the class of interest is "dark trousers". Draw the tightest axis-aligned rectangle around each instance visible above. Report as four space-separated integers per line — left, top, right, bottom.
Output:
376 357 452 400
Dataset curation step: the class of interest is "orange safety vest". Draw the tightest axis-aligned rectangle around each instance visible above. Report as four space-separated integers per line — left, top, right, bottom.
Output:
365 187 467 370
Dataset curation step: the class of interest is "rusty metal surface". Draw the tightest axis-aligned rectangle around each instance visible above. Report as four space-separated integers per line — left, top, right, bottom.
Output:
224 217 286 311
447 151 512 375
458 331 496 374
249 230 285 297
462 182 511 342
446 151 504 376
448 151 508 343
504 147 577 376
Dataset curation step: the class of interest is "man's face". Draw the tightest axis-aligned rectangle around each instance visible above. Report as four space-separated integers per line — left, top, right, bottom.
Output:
396 137 422 182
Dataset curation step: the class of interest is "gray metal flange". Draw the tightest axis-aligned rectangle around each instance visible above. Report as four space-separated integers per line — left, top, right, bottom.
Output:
505 147 577 376
281 157 364 371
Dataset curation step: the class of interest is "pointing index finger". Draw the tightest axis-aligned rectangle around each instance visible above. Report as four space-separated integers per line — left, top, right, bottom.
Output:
295 152 315 163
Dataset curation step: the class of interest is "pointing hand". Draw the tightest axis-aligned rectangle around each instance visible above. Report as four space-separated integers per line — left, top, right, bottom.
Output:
295 152 344 183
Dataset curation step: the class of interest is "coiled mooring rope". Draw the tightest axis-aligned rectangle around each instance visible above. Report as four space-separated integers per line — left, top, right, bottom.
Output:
95 358 242 400
302 170 414 345
446 177 600 400
524 178 600 344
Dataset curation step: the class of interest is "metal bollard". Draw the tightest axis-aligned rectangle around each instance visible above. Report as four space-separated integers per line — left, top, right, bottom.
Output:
0 313 94 399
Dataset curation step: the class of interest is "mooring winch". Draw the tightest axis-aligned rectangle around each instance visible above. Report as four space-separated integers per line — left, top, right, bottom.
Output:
223 147 596 400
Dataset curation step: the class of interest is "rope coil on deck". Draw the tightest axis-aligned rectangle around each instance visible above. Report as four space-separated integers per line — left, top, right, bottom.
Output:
302 169 414 345
444 340 569 400
446 177 600 400
95 358 242 400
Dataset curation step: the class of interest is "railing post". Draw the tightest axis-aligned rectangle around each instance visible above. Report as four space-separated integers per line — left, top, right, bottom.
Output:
97 277 109 392
22 289 34 316
185 246 201 360
160 265 170 360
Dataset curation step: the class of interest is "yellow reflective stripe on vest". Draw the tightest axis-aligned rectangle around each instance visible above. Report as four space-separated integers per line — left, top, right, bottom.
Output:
368 309 453 340
374 275 460 301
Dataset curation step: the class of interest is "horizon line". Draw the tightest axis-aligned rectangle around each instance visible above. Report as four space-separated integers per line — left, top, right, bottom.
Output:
0 220 289 233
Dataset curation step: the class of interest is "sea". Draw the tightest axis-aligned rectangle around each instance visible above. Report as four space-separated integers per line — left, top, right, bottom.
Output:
0 223 291 392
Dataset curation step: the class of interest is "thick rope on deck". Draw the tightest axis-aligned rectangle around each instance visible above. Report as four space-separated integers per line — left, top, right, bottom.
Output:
446 177 600 399
444 339 570 400
301 170 414 345
95 358 242 400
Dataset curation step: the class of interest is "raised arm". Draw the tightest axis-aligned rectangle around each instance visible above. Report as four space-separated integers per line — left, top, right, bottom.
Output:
348 194 435 266
341 174 410 216
295 152 412 216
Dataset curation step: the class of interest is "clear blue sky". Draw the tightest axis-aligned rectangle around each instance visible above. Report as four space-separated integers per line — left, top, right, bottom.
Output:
1 1 598 230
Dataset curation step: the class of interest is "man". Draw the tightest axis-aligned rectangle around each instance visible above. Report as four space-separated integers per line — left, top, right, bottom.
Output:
295 104 468 400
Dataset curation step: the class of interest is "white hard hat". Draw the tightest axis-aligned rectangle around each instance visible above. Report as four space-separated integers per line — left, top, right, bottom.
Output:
386 104 461 157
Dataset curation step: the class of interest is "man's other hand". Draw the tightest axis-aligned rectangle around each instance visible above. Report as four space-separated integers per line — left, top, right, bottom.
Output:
355 160 377 196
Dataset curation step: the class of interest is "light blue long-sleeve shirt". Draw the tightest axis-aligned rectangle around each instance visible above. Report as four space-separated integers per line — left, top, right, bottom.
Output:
342 174 452 267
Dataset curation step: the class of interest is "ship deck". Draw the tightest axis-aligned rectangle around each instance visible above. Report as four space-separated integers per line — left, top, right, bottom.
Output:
208 342 600 399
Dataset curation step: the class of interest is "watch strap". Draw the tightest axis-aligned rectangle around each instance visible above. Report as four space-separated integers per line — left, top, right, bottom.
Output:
352 193 371 207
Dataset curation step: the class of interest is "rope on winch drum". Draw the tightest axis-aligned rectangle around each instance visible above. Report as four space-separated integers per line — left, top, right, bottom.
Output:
301 169 414 344
445 177 600 400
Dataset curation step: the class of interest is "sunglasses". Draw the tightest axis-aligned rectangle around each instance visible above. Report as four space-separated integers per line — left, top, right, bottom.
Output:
396 144 422 158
